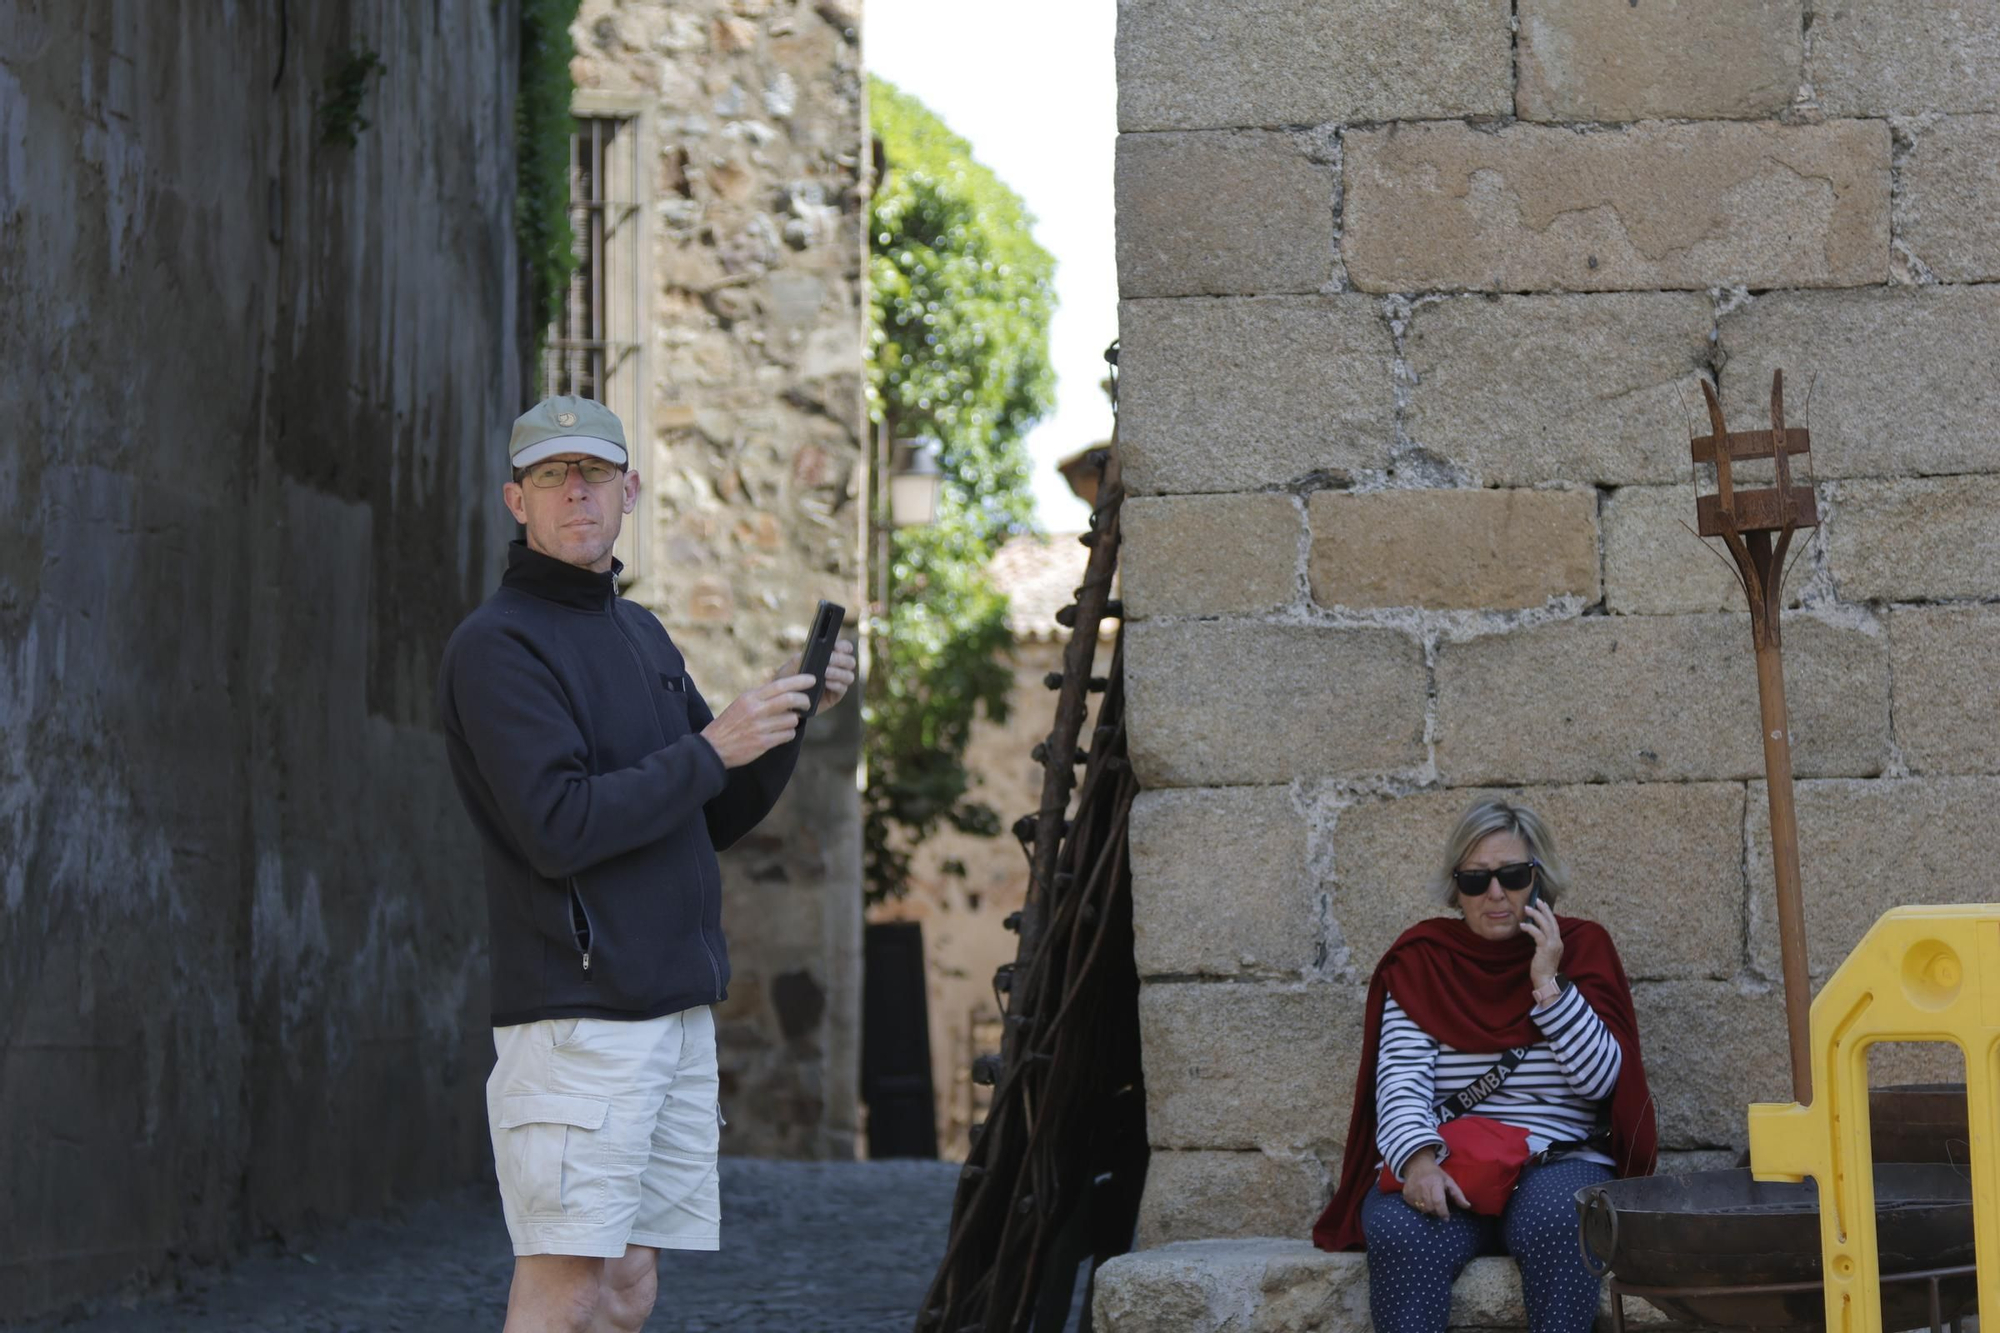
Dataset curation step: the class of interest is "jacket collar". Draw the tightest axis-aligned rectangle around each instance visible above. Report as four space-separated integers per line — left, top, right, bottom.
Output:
502 539 622 611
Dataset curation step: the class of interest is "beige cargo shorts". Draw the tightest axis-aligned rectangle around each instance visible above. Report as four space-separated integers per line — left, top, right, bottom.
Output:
486 1005 722 1257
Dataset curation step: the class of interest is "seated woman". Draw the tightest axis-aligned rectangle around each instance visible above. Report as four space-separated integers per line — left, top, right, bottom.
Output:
1311 797 1657 1333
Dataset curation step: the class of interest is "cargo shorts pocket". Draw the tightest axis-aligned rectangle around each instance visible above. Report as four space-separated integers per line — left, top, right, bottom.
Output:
496 1093 612 1220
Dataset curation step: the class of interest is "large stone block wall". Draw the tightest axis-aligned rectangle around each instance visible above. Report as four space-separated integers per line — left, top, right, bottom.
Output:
568 0 867 1159
1 1 520 1316
1115 0 2000 1249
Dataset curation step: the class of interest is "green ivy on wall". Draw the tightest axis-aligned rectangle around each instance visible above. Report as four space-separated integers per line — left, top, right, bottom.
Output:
315 49 385 147
518 0 582 342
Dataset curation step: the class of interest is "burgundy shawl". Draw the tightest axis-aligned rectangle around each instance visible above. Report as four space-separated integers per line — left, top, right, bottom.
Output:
1311 915 1657 1251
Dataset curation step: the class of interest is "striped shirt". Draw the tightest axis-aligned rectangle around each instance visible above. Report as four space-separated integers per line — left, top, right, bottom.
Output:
1374 986 1622 1179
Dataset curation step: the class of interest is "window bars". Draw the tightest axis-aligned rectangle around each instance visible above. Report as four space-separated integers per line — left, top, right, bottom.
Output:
543 112 647 584
543 116 644 402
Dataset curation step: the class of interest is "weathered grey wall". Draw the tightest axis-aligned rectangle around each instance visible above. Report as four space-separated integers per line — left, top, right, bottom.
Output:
0 0 520 1316
568 0 867 1160
1114 0 2000 1262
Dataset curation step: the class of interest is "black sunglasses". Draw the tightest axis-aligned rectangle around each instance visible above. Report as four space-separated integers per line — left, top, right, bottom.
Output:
1452 861 1539 896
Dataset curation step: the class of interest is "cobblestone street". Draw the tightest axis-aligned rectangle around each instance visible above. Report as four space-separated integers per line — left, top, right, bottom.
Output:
18 1161 964 1333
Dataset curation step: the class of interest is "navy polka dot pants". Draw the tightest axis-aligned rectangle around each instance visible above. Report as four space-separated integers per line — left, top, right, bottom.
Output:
1360 1157 1613 1333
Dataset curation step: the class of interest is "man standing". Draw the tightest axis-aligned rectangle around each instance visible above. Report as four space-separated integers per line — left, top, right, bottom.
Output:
437 396 856 1333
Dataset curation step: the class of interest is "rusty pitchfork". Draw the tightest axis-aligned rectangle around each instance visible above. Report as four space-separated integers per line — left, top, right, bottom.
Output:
1690 369 1818 1103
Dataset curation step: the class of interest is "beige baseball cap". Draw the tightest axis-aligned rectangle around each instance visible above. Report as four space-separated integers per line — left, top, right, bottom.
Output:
509 395 629 469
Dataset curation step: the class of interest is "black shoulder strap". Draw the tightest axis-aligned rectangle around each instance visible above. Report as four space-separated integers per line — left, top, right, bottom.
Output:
1435 1046 1531 1124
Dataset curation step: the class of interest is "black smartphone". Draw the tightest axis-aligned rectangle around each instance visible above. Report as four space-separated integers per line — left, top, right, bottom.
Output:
798 599 846 719
1524 881 1542 915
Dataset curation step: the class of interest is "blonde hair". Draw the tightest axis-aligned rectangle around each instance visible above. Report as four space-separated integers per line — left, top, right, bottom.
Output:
1434 797 1571 908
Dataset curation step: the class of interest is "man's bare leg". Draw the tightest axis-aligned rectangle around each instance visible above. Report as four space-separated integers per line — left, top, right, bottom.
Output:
594 1245 660 1332
504 1255 604 1333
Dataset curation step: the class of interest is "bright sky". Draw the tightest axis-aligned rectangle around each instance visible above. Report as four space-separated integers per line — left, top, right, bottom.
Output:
865 0 1115 534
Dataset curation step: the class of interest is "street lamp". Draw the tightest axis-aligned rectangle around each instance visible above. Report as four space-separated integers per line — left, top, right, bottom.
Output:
861 429 945 789
888 436 945 528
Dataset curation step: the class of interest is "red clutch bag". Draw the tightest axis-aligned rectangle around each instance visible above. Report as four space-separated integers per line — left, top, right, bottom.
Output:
1378 1115 1533 1215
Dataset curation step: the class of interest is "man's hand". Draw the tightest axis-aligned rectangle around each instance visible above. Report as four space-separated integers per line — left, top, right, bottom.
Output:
1400 1147 1471 1220
701 674 814 769
779 639 859 712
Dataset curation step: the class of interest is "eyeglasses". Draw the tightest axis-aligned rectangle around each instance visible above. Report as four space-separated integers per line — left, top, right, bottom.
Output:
1451 861 1539 896
519 459 624 489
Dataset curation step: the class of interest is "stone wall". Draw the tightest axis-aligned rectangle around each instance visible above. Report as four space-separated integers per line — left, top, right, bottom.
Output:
1115 0 1999 1248
568 0 868 1159
0 0 520 1317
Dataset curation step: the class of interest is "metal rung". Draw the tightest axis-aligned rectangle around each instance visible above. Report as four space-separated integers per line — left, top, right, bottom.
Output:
1696 486 1818 537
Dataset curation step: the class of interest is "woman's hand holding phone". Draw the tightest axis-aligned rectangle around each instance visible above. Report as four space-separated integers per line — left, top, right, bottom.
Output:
1518 886 1563 992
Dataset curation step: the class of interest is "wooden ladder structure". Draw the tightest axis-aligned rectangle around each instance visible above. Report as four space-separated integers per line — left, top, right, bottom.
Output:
914 416 1147 1333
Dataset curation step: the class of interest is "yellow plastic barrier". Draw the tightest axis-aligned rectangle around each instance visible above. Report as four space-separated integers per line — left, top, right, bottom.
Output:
1746 904 2000 1333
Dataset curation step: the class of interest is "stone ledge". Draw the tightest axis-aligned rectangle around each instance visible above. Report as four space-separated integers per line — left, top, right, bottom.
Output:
1094 1239 1649 1331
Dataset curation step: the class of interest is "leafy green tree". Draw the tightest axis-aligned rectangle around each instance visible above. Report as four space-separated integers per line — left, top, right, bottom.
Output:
866 77 1058 902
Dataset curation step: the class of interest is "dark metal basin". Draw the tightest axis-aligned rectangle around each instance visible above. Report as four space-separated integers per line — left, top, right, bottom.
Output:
1575 1164 1975 1331
1869 1084 1971 1167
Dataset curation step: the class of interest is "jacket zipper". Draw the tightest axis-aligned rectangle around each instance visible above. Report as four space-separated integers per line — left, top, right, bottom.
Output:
567 877 596 974
607 588 672 746
606 590 717 996
694 854 723 997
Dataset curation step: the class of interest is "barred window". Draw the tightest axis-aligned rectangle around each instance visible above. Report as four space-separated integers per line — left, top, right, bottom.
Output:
545 109 649 583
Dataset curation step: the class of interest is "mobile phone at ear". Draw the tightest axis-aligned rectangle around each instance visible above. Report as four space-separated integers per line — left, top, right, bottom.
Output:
1525 882 1542 915
798 600 846 719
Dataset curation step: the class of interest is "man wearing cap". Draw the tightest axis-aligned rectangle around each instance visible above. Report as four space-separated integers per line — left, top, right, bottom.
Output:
437 395 856 1333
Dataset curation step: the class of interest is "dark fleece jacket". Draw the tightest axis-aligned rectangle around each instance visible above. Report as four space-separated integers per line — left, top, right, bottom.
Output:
438 541 800 1026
